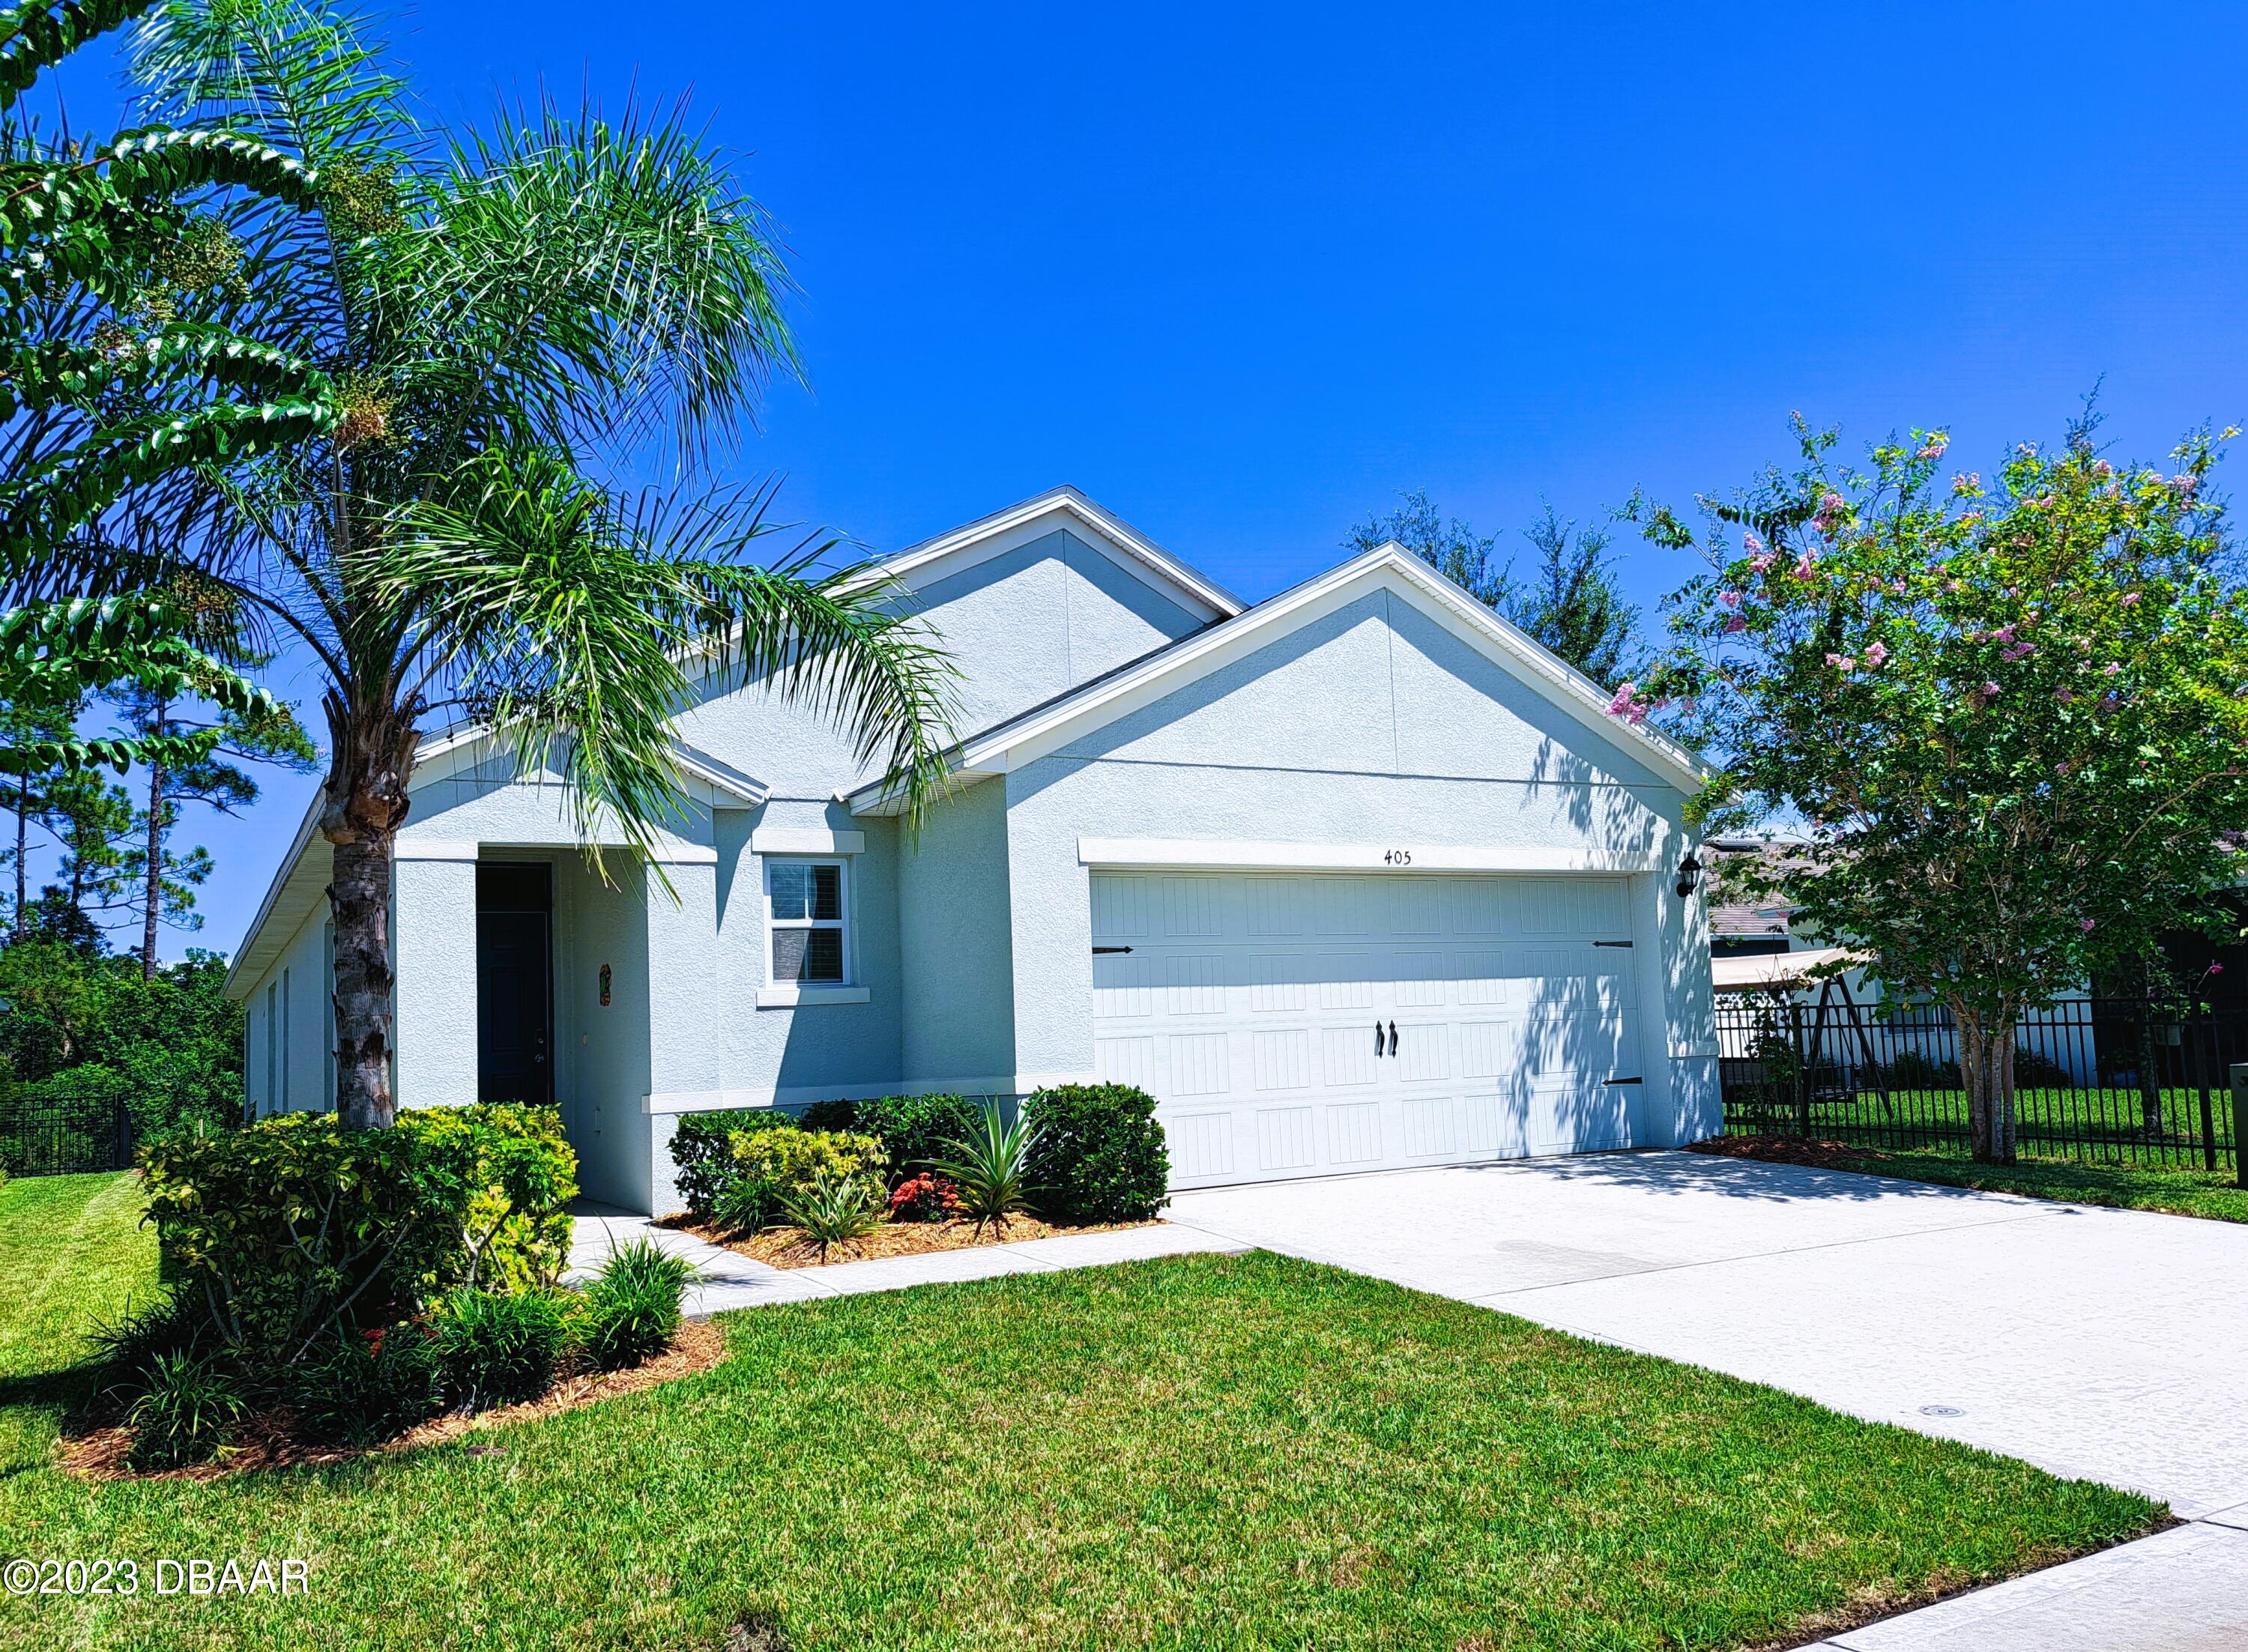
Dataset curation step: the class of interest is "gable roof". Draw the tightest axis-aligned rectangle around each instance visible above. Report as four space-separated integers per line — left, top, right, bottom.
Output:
845 541 1708 813
865 485 1243 622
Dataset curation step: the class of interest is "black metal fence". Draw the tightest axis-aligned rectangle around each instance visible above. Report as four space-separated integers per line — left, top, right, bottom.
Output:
1716 995 2242 1172
0 1087 136 1176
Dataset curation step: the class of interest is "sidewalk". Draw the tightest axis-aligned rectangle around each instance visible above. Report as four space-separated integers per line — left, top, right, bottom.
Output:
565 1203 1245 1316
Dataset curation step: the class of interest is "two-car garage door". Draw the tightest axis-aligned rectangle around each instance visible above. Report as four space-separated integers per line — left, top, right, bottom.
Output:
1089 870 1647 1189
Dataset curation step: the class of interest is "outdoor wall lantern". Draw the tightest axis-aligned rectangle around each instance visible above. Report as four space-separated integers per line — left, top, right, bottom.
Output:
1674 852 1703 900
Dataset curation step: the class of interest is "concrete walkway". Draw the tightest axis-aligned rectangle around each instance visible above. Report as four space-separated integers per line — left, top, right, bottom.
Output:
566 1203 1244 1316
1170 1152 2248 1651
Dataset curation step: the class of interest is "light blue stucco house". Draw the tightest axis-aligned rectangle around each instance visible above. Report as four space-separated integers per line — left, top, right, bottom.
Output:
226 488 1720 1214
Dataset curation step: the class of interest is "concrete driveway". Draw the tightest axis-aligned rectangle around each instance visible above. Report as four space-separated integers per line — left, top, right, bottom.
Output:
1168 1150 2248 1520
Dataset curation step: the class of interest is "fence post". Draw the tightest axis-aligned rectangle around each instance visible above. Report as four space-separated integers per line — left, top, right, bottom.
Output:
112 1095 133 1172
2196 1017 2219 1173
2232 1063 2247 1189
1792 1001 1811 1137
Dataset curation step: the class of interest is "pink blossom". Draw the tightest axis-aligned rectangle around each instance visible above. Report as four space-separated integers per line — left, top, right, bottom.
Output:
1742 531 1764 553
2053 687 2074 704
1864 640 1889 668
2001 642 2035 662
2054 760 2072 775
2079 918 2097 933
1992 623 2018 644
2102 662 2122 675
1718 589 1742 609
1982 680 2001 696
1917 437 1949 460
2212 963 2227 975
2122 592 2142 605
2004 587 2020 599
1813 491 1846 533
1792 551 1819 580
2094 459 2113 476
1891 578 1909 594
1723 614 1747 634
1943 579 1963 593
1825 652 1857 671
2172 473 2202 494
1749 551 1777 573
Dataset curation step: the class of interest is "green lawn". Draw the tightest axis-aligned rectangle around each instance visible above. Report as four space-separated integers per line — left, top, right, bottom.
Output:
0 1174 2161 1652
1707 1136 2248 1223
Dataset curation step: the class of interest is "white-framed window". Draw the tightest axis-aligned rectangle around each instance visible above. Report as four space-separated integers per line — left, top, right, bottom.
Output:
765 859 848 985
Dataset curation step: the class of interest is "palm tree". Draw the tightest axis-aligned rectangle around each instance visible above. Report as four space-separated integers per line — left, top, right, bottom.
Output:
82 1 957 1128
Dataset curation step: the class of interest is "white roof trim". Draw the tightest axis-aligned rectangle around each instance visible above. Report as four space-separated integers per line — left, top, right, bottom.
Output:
865 486 1243 620
668 741 769 805
1077 838 1670 874
848 543 1707 812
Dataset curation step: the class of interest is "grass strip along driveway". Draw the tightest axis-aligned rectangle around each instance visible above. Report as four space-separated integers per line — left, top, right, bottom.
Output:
1697 1134 2248 1223
1 1174 2158 1652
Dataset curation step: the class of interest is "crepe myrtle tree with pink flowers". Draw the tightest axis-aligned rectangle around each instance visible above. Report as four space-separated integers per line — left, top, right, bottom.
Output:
1619 413 2248 1164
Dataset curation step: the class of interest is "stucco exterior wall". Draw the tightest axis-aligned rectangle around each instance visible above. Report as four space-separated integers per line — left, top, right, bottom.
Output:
896 777 1015 1086
996 586 1719 1144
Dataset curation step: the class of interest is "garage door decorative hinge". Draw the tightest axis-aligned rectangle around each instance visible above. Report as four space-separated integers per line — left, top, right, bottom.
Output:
1093 945 1134 954
1604 1076 1644 1086
1593 940 1634 948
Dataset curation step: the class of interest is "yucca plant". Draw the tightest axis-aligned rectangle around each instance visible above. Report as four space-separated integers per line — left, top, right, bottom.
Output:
776 1167 886 1263
929 1103 1042 1241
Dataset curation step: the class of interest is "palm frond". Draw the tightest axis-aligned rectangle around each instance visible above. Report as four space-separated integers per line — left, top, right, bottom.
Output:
361 452 958 862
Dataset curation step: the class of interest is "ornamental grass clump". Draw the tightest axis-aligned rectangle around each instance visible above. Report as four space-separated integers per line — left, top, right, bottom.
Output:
776 1167 887 1262
574 1239 697 1370
126 1350 250 1470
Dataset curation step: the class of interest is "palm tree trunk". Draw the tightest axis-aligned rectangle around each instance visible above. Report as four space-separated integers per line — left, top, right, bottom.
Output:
321 692 420 1129
1955 1001 2019 1164
140 697 167 980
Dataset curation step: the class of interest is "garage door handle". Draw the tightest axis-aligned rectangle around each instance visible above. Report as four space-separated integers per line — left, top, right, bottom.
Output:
1374 1021 1385 1057
1388 1020 1399 1056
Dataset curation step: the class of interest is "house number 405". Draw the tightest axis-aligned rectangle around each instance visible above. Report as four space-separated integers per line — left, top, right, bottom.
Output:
1382 849 1414 866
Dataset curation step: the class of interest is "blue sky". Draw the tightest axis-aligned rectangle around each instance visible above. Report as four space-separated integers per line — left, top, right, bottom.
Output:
37 1 2248 960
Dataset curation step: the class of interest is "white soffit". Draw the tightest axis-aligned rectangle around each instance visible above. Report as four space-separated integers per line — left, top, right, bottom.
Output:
1078 838 1670 875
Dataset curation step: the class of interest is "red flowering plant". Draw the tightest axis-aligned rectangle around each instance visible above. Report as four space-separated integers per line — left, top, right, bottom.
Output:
1624 411 2248 1164
886 1172 961 1223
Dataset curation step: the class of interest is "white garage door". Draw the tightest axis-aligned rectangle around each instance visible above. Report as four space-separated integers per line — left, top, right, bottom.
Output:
1090 871 1646 1189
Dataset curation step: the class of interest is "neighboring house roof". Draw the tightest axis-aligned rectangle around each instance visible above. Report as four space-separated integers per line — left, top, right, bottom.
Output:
1711 945 1864 993
845 540 1709 814
1705 833 1808 941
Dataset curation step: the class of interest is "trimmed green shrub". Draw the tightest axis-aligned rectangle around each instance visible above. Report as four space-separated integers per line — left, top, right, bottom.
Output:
142 1104 578 1361
433 1287 569 1411
573 1240 696 1371
847 1093 984 1182
127 1349 249 1469
794 1097 859 1134
290 1324 446 1446
668 1107 798 1218
1024 1084 1170 1224
718 1127 886 1234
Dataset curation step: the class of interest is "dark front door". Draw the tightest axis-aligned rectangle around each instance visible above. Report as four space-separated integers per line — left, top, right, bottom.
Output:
477 863 552 1105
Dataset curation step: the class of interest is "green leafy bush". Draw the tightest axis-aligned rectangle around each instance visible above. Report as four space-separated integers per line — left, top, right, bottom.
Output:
574 1239 696 1370
127 1349 249 1469
776 1166 887 1261
847 1093 984 1182
432 1288 569 1411
794 1098 859 1134
931 1103 1040 1238
719 1128 886 1234
668 1108 797 1218
142 1104 578 1361
1024 1084 1170 1224
290 1324 445 1447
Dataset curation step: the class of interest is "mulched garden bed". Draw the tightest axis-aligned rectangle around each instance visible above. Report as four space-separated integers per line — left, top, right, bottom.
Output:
60 1319 728 1483
665 1214 1160 1269
1689 1134 1904 1171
